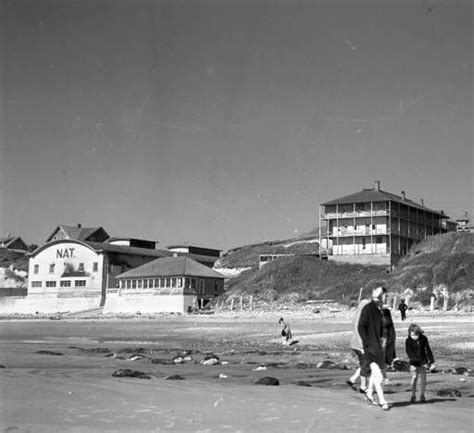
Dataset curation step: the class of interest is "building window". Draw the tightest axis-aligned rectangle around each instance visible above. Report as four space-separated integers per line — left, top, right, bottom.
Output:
49 263 55 274
78 263 84 272
137 280 143 289
154 279 159 288
46 281 57 287
31 281 42 287
171 277 177 288
93 262 98 272
148 279 153 288
60 280 71 287
34 264 39 274
362 238 366 250
166 277 171 287
376 236 383 244
191 278 197 290
177 278 183 288
126 280 131 289
75 280 86 287
200 280 205 293
132 280 137 289
143 279 148 289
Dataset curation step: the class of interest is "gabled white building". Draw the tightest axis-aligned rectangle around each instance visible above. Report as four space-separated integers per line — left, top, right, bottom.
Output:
319 182 448 266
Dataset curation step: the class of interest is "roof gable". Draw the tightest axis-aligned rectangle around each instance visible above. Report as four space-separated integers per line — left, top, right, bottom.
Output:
0 236 28 251
322 188 447 217
117 256 224 279
46 225 109 242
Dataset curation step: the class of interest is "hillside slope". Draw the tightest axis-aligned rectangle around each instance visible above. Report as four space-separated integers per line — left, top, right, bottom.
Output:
219 232 474 308
387 232 474 305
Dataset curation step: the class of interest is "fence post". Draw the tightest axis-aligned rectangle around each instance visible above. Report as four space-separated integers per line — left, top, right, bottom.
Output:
430 295 435 312
230 298 234 310
240 295 243 310
249 295 253 311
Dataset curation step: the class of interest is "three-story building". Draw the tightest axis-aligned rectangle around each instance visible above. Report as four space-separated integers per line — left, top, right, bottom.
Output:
319 181 448 266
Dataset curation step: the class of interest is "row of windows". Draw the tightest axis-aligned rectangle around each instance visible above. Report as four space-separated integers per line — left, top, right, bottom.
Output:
119 277 206 292
33 262 99 274
31 280 87 288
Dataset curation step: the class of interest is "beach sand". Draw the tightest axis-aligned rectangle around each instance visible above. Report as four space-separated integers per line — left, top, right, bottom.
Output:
1 312 473 432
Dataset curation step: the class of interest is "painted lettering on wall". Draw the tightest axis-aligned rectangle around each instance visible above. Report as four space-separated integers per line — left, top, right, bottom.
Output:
56 248 75 259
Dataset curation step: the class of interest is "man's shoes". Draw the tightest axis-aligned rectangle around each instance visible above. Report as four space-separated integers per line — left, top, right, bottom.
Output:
380 403 390 411
358 387 368 394
346 380 357 391
419 396 426 403
410 396 416 403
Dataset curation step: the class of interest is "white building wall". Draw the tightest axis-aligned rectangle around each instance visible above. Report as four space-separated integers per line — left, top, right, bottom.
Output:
28 242 104 296
103 293 195 314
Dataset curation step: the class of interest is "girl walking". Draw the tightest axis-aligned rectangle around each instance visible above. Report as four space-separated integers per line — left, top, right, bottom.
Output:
405 323 435 403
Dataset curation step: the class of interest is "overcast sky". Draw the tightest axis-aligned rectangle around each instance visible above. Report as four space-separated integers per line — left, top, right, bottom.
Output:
0 0 472 250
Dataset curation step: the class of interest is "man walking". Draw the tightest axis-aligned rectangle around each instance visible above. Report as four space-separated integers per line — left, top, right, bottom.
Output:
398 299 408 321
358 286 390 411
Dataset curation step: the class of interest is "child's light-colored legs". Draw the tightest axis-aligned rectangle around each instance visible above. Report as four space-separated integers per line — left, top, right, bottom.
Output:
419 367 427 398
411 365 428 399
367 362 387 405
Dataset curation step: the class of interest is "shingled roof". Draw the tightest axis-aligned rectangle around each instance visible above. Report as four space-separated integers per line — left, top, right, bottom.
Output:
117 256 224 279
322 188 447 217
46 225 110 243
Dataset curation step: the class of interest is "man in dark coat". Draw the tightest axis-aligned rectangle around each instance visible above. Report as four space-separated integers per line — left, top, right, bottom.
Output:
358 286 390 410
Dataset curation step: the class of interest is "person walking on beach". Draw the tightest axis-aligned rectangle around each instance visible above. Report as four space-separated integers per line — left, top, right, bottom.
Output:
406 323 435 403
278 317 293 346
381 306 396 385
358 286 390 411
398 299 408 321
347 298 370 393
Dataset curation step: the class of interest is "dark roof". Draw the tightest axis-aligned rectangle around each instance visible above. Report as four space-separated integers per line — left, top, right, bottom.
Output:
322 188 448 217
46 225 110 242
117 256 224 279
30 239 173 258
85 241 172 258
0 236 28 250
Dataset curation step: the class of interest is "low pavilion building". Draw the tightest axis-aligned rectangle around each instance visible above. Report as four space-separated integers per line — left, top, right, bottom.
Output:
105 256 225 314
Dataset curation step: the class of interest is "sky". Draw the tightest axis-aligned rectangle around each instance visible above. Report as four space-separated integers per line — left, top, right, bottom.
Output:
0 0 472 250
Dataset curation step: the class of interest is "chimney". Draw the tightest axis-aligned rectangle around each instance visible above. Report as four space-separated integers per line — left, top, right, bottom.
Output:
77 223 82 228
374 180 380 191
401 191 406 200
420 199 424 207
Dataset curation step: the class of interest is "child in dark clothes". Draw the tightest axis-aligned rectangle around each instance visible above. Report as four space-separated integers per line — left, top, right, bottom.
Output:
405 323 435 403
278 317 293 345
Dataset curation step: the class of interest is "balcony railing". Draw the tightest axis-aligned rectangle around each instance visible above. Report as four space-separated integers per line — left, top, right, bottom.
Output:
323 210 388 218
330 229 388 237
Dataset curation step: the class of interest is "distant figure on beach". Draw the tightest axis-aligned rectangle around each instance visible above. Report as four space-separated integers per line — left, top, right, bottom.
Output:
347 298 370 393
278 317 293 345
406 323 435 403
398 299 408 321
358 286 390 411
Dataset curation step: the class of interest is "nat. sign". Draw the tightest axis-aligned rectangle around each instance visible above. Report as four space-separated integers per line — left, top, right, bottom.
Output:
56 248 75 259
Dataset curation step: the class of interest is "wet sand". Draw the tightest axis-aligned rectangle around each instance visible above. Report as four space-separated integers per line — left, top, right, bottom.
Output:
0 312 473 432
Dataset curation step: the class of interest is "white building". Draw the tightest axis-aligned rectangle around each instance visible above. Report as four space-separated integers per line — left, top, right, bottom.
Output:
319 182 448 266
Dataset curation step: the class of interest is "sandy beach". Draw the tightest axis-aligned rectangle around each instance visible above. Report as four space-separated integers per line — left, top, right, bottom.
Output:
1 311 473 432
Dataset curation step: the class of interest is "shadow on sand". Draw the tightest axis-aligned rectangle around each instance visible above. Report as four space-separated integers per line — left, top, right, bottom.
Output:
391 398 457 408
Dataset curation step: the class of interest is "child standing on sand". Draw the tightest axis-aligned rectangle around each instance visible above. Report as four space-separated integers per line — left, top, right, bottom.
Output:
405 323 435 403
279 317 293 345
